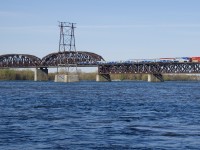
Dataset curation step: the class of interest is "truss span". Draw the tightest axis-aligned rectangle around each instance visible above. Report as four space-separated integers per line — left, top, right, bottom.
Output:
0 54 41 68
98 62 200 74
0 51 104 68
41 51 104 67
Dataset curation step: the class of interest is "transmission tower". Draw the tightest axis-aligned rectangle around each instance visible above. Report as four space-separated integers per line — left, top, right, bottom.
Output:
58 22 76 52
57 22 78 74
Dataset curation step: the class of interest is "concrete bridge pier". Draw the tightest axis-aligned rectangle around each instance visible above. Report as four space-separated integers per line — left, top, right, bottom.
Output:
148 74 164 82
96 74 111 82
34 67 48 81
96 74 100 82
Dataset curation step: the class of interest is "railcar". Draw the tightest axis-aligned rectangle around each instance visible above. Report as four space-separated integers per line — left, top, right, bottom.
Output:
174 57 191 62
157 58 175 63
191 57 200 62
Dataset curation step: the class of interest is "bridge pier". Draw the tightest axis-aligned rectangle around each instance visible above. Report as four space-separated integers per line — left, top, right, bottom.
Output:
96 74 111 82
96 74 100 82
34 67 48 81
148 74 164 82
55 74 79 82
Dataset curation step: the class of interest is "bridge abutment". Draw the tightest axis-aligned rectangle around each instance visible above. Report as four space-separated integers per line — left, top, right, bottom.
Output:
34 67 48 81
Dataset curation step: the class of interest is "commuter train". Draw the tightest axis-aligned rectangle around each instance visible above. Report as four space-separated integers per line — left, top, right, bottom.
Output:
97 57 200 65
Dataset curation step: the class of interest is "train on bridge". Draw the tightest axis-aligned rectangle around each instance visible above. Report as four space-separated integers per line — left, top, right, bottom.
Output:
96 57 200 65
97 56 200 82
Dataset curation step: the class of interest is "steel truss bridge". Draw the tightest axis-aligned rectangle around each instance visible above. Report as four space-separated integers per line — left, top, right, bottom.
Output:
98 62 200 74
1 52 200 81
0 51 104 68
98 62 200 81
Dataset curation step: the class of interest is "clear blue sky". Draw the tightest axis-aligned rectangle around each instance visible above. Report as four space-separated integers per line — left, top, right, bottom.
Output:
1 0 200 61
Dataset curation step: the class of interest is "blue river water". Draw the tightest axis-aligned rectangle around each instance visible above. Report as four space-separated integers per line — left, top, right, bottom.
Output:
0 81 200 149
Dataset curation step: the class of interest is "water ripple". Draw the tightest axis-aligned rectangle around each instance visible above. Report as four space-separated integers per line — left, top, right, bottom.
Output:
0 81 200 149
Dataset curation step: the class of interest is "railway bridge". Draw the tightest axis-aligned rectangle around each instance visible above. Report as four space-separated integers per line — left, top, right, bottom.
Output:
0 51 103 81
98 62 200 82
1 52 200 82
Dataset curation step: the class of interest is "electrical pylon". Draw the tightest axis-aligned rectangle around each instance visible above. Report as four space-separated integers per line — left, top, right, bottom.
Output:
58 22 76 52
57 22 78 74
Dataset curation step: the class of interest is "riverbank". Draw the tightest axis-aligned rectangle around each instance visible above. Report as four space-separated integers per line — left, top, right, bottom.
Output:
0 69 199 81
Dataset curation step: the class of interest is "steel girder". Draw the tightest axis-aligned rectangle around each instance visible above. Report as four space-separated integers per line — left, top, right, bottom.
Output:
98 63 200 74
0 54 41 68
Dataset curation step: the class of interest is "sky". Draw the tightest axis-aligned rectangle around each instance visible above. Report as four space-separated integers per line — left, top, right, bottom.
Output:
1 0 200 61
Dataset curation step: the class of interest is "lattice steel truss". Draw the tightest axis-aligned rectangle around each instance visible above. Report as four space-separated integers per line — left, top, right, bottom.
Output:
0 54 41 68
58 22 76 52
98 62 200 74
57 22 77 74
0 52 104 68
41 51 104 67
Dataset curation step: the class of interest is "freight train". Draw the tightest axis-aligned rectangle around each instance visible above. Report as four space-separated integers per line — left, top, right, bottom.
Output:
97 57 200 65
156 57 200 63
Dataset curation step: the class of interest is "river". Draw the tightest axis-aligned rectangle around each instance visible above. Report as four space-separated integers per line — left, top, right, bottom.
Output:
0 81 200 149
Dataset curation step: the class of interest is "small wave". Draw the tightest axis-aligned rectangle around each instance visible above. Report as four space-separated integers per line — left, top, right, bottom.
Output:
161 132 183 137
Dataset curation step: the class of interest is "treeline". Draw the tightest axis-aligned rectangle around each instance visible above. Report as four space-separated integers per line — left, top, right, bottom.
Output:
0 69 98 81
0 69 199 81
110 74 200 81
0 69 34 80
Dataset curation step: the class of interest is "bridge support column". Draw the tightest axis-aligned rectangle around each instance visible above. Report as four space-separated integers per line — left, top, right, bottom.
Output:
148 74 156 82
148 74 164 82
34 67 48 81
96 74 111 82
34 68 38 81
55 74 79 82
96 74 100 82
